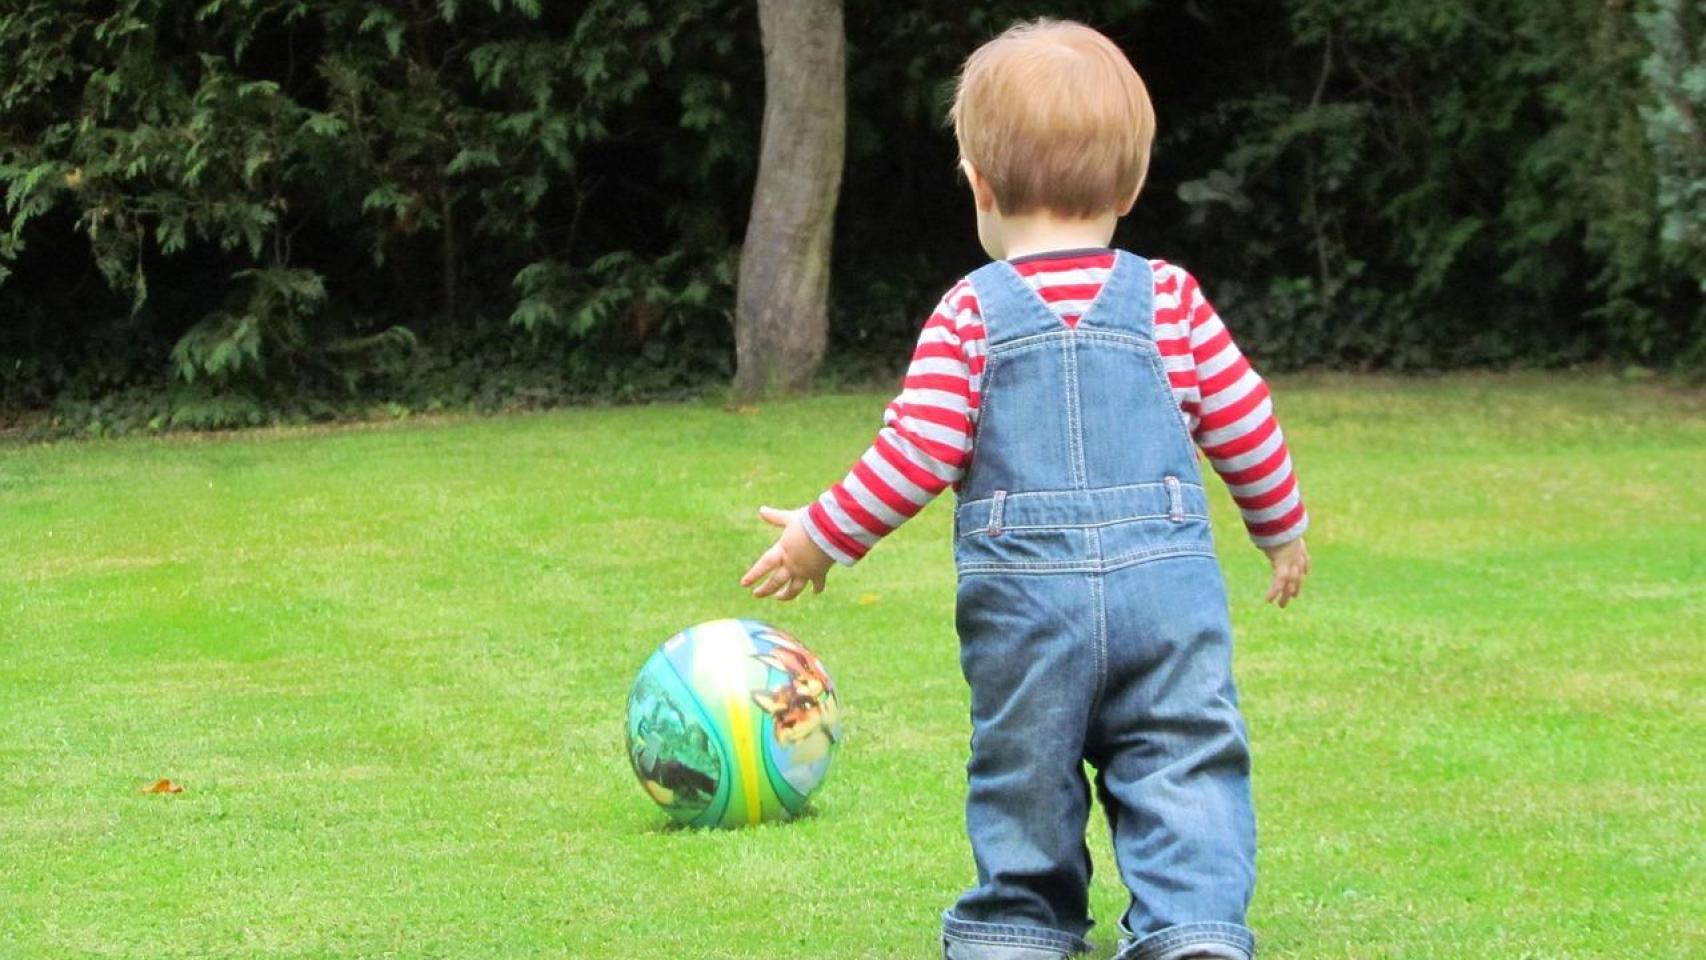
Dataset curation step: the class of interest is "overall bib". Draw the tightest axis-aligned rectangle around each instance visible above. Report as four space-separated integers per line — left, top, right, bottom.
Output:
942 251 1257 960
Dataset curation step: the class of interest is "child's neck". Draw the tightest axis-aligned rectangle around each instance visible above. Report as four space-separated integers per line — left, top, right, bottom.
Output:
996 211 1118 261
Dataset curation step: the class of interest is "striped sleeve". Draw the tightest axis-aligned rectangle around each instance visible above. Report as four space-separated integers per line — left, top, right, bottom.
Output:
800 282 980 565
1156 263 1309 548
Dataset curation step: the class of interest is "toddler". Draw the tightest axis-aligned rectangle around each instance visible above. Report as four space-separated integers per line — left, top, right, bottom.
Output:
742 19 1309 960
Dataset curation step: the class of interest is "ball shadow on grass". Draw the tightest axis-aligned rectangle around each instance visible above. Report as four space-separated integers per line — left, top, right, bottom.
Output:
639 802 824 835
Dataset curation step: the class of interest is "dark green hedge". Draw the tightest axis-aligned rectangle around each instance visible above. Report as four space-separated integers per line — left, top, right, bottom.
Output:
2 0 1702 433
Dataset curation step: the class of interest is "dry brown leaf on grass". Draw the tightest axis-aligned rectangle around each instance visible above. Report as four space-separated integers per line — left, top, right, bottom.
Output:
141 778 184 794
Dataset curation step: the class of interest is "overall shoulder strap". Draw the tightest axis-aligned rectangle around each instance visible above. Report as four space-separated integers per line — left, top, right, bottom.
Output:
965 259 1067 345
1075 250 1156 340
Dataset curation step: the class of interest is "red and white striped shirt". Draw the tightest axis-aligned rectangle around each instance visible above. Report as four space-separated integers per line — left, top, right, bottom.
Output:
802 250 1308 566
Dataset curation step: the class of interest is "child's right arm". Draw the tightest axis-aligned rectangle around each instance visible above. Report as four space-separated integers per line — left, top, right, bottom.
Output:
742 283 979 602
795 282 979 567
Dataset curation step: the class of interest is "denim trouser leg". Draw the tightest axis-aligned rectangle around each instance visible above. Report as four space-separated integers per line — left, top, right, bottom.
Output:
944 572 1098 959
1092 556 1256 960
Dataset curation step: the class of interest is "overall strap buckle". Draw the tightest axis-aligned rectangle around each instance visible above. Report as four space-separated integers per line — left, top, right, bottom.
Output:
1164 476 1184 522
988 490 1007 537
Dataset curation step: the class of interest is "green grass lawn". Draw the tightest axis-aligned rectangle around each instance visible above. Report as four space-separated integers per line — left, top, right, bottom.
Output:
2 374 1702 959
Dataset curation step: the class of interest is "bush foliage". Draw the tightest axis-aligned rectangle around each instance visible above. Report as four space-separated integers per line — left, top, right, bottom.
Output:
1 0 1702 432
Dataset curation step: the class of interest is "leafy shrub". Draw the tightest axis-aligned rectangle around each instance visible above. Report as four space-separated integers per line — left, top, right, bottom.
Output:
0 0 756 429
1 0 1703 438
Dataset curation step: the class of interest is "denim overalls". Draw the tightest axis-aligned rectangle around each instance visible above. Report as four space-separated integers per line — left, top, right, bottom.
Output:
942 251 1257 960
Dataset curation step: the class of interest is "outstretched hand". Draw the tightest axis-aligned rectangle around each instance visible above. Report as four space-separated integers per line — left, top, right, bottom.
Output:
740 506 834 602
1261 536 1310 608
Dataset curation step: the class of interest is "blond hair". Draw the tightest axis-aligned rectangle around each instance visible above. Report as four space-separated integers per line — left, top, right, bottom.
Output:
950 19 1155 218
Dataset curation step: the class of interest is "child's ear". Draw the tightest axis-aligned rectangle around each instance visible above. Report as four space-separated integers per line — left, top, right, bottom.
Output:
1117 181 1143 217
961 160 999 213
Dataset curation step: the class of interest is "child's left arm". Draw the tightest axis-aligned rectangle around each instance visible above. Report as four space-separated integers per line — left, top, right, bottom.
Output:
1161 264 1310 604
1261 536 1310 608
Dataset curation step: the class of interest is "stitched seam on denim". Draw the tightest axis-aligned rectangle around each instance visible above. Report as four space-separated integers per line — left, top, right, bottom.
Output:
1144 346 1203 468
985 331 1073 356
943 930 1074 950
1057 251 1124 334
1100 546 1218 573
997 259 1092 339
945 915 1085 937
1064 332 1087 489
1074 250 1146 340
964 351 997 483
1120 922 1255 960
958 564 1101 576
948 920 1078 948
1124 922 1254 944
941 916 1089 951
974 264 1048 347
1065 328 1154 347
961 266 1009 499
958 545 1215 575
1140 930 1253 951
955 513 1211 539
1089 565 1108 712
1104 252 1188 465
958 480 1207 508
1120 939 1252 960
987 259 1081 346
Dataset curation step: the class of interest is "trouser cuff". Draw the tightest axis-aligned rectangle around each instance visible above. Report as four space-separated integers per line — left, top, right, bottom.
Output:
942 911 1093 959
1114 921 1255 960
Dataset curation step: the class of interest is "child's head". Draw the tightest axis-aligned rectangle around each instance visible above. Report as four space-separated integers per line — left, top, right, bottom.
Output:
950 20 1154 249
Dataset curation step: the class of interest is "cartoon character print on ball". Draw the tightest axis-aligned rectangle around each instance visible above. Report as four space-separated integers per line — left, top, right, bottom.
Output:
746 622 842 799
626 663 722 821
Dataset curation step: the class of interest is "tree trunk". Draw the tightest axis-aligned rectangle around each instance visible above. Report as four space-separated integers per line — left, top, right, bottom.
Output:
733 0 845 400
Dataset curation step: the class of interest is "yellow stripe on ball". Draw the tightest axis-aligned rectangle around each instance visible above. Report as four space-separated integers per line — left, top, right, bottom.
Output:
724 690 763 826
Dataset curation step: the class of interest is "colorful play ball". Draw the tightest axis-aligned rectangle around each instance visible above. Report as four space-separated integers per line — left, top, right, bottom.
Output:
625 619 842 828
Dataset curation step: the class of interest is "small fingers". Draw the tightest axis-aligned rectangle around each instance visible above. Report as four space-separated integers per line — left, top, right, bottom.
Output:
752 568 791 599
776 578 807 602
740 548 781 588
757 506 791 529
